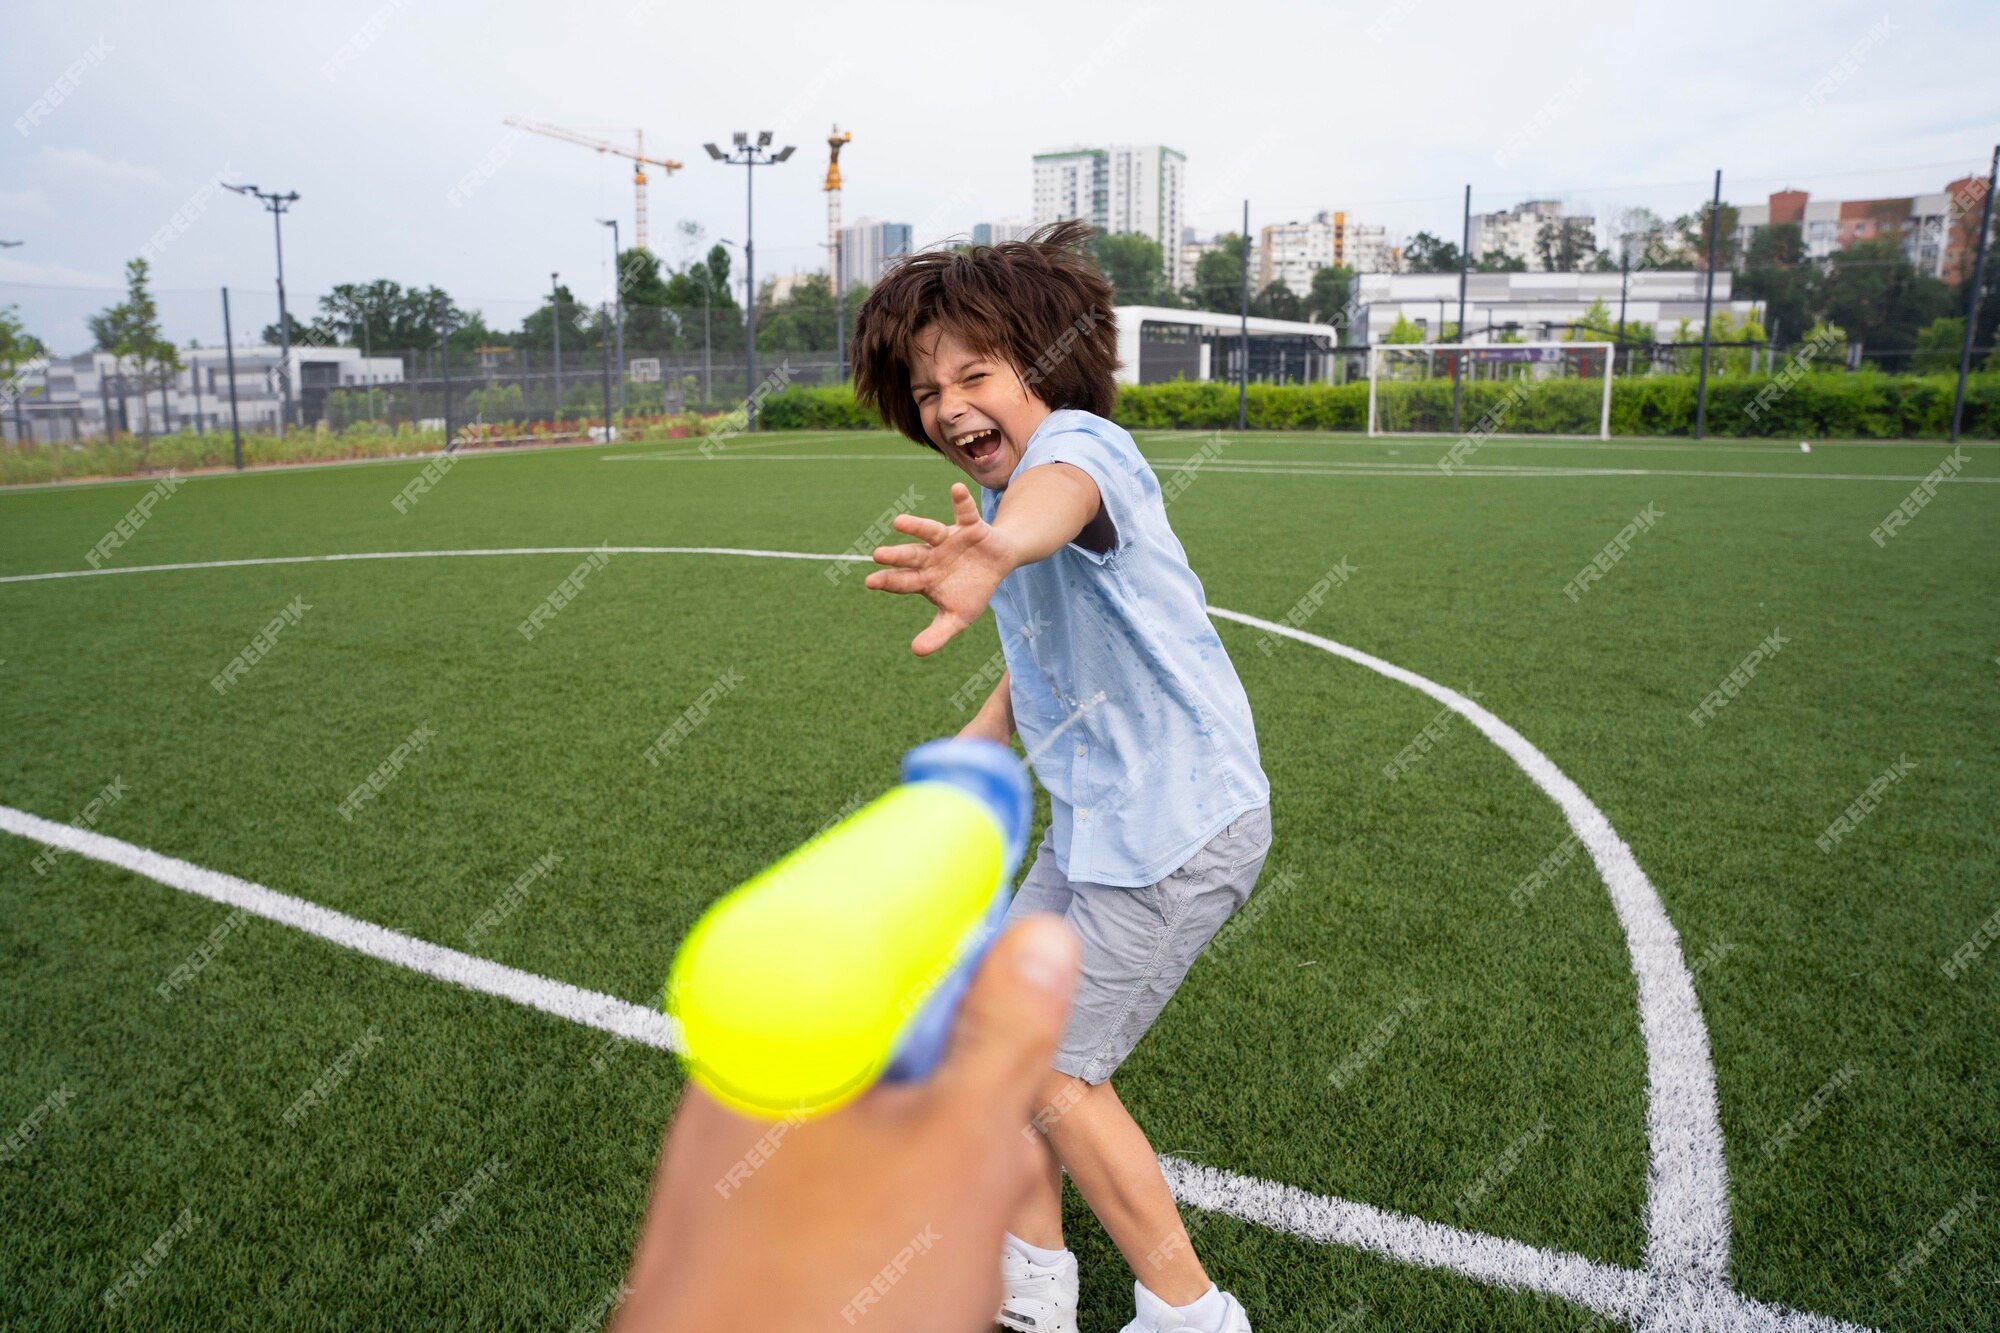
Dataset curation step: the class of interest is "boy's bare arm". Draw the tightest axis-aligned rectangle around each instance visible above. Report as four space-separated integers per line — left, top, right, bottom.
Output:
958 671 1014 744
868 469 1100 657
987 464 1101 566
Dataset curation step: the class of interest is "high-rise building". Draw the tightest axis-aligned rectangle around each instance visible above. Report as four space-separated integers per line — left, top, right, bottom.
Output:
1472 199 1596 271
971 217 1033 247
1258 216 1334 296
839 218 913 292
1256 211 1393 298
1733 177 1992 282
1033 145 1188 289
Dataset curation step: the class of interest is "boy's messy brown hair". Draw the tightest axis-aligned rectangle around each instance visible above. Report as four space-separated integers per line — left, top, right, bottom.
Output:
850 219 1120 451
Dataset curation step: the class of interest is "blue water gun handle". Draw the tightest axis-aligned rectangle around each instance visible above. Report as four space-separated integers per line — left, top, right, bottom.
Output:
881 737 1032 1084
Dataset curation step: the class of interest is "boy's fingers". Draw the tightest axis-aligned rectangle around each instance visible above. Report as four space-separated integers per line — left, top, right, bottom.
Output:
911 611 965 656
928 916 1080 1128
865 569 926 594
949 484 980 524
872 543 928 569
893 513 949 545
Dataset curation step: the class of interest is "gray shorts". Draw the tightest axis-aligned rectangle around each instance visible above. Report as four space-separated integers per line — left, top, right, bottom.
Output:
1003 804 1273 1084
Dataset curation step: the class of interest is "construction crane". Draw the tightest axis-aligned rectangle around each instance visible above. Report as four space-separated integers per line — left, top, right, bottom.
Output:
826 126 852 376
505 118 682 252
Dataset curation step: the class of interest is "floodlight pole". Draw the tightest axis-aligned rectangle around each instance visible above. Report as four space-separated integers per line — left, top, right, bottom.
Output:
1452 183 1470 432
706 135 795 430
224 183 301 430
1238 199 1249 433
551 271 563 424
599 218 625 425
1694 169 1722 440
1950 144 1998 444
221 286 244 470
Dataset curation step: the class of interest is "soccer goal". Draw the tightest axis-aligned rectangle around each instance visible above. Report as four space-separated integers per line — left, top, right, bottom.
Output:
1367 342 1615 440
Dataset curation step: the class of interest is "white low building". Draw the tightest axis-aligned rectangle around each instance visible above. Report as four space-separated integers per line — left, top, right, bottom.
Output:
1113 306 1340 386
6 345 403 442
1349 271 1763 346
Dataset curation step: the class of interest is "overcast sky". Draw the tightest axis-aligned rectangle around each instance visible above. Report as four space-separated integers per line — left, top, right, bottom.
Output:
4 0 1995 353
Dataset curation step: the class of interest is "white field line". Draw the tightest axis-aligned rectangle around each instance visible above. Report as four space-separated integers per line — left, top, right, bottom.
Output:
1131 432 2000 455
0 546 865 586
593 453 1998 484
0 546 1875 1331
0 802 679 1053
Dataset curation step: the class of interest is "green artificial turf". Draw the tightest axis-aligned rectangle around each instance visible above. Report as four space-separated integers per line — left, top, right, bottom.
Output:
2 429 1995 1330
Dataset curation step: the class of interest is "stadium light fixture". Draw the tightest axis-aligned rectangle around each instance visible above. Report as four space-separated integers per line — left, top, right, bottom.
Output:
706 133 796 432
704 143 724 161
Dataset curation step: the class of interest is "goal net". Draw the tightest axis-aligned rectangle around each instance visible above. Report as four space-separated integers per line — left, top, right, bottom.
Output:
1367 342 1614 439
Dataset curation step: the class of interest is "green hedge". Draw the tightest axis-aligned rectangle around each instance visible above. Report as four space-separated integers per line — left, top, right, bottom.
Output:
757 385 880 431
758 373 2000 440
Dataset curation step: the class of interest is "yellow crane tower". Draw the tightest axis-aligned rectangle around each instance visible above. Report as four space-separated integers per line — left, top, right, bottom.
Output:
825 126 852 290
505 118 683 252
826 126 853 377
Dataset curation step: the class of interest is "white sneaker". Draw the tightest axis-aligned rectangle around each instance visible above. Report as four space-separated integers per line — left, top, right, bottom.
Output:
996 1244 1079 1333
1117 1281 1252 1332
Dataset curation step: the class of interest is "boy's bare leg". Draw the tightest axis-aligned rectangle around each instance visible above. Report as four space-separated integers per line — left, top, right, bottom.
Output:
1008 1069 1212 1305
1010 1126 1067 1250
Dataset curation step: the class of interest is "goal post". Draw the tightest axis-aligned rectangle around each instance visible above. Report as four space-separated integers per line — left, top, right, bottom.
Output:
1366 342 1615 440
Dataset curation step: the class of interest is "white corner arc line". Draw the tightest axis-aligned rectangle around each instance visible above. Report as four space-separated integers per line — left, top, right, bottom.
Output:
1209 607 1731 1288
0 546 1871 1331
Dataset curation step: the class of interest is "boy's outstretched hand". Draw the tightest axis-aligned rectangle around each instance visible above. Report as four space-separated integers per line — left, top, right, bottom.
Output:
866 483 1019 657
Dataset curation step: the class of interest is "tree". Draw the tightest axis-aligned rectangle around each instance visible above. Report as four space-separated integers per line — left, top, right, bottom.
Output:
1384 313 1425 344
615 247 683 348
654 244 744 354
302 281 475 353
1402 232 1461 273
1570 297 1617 341
88 258 180 443
1306 265 1354 328
1476 251 1528 273
1534 218 1596 273
1911 316 1965 375
1096 232 1168 306
1821 237 1956 363
1736 223 1818 344
261 310 315 347
1676 200 1740 272
517 284 589 353
755 273 840 353
1184 234 1248 311
1254 281 1302 322
1 305 46 390
1608 207 1684 270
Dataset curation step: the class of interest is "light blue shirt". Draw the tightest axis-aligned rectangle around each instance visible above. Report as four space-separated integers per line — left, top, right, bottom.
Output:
980 409 1269 888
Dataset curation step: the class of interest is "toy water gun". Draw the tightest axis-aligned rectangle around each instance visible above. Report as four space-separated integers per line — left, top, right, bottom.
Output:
665 738 1031 1121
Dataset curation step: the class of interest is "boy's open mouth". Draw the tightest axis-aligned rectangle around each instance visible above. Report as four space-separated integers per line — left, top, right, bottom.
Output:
951 427 1004 465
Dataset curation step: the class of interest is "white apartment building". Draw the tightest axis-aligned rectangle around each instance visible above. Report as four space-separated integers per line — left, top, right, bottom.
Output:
1472 199 1597 270
1033 145 1188 289
1258 215 1333 296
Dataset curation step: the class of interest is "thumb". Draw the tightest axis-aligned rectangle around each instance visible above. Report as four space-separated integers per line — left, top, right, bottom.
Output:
928 915 1080 1124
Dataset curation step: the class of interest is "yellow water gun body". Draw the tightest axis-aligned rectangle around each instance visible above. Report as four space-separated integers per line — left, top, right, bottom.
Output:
666 738 1031 1120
